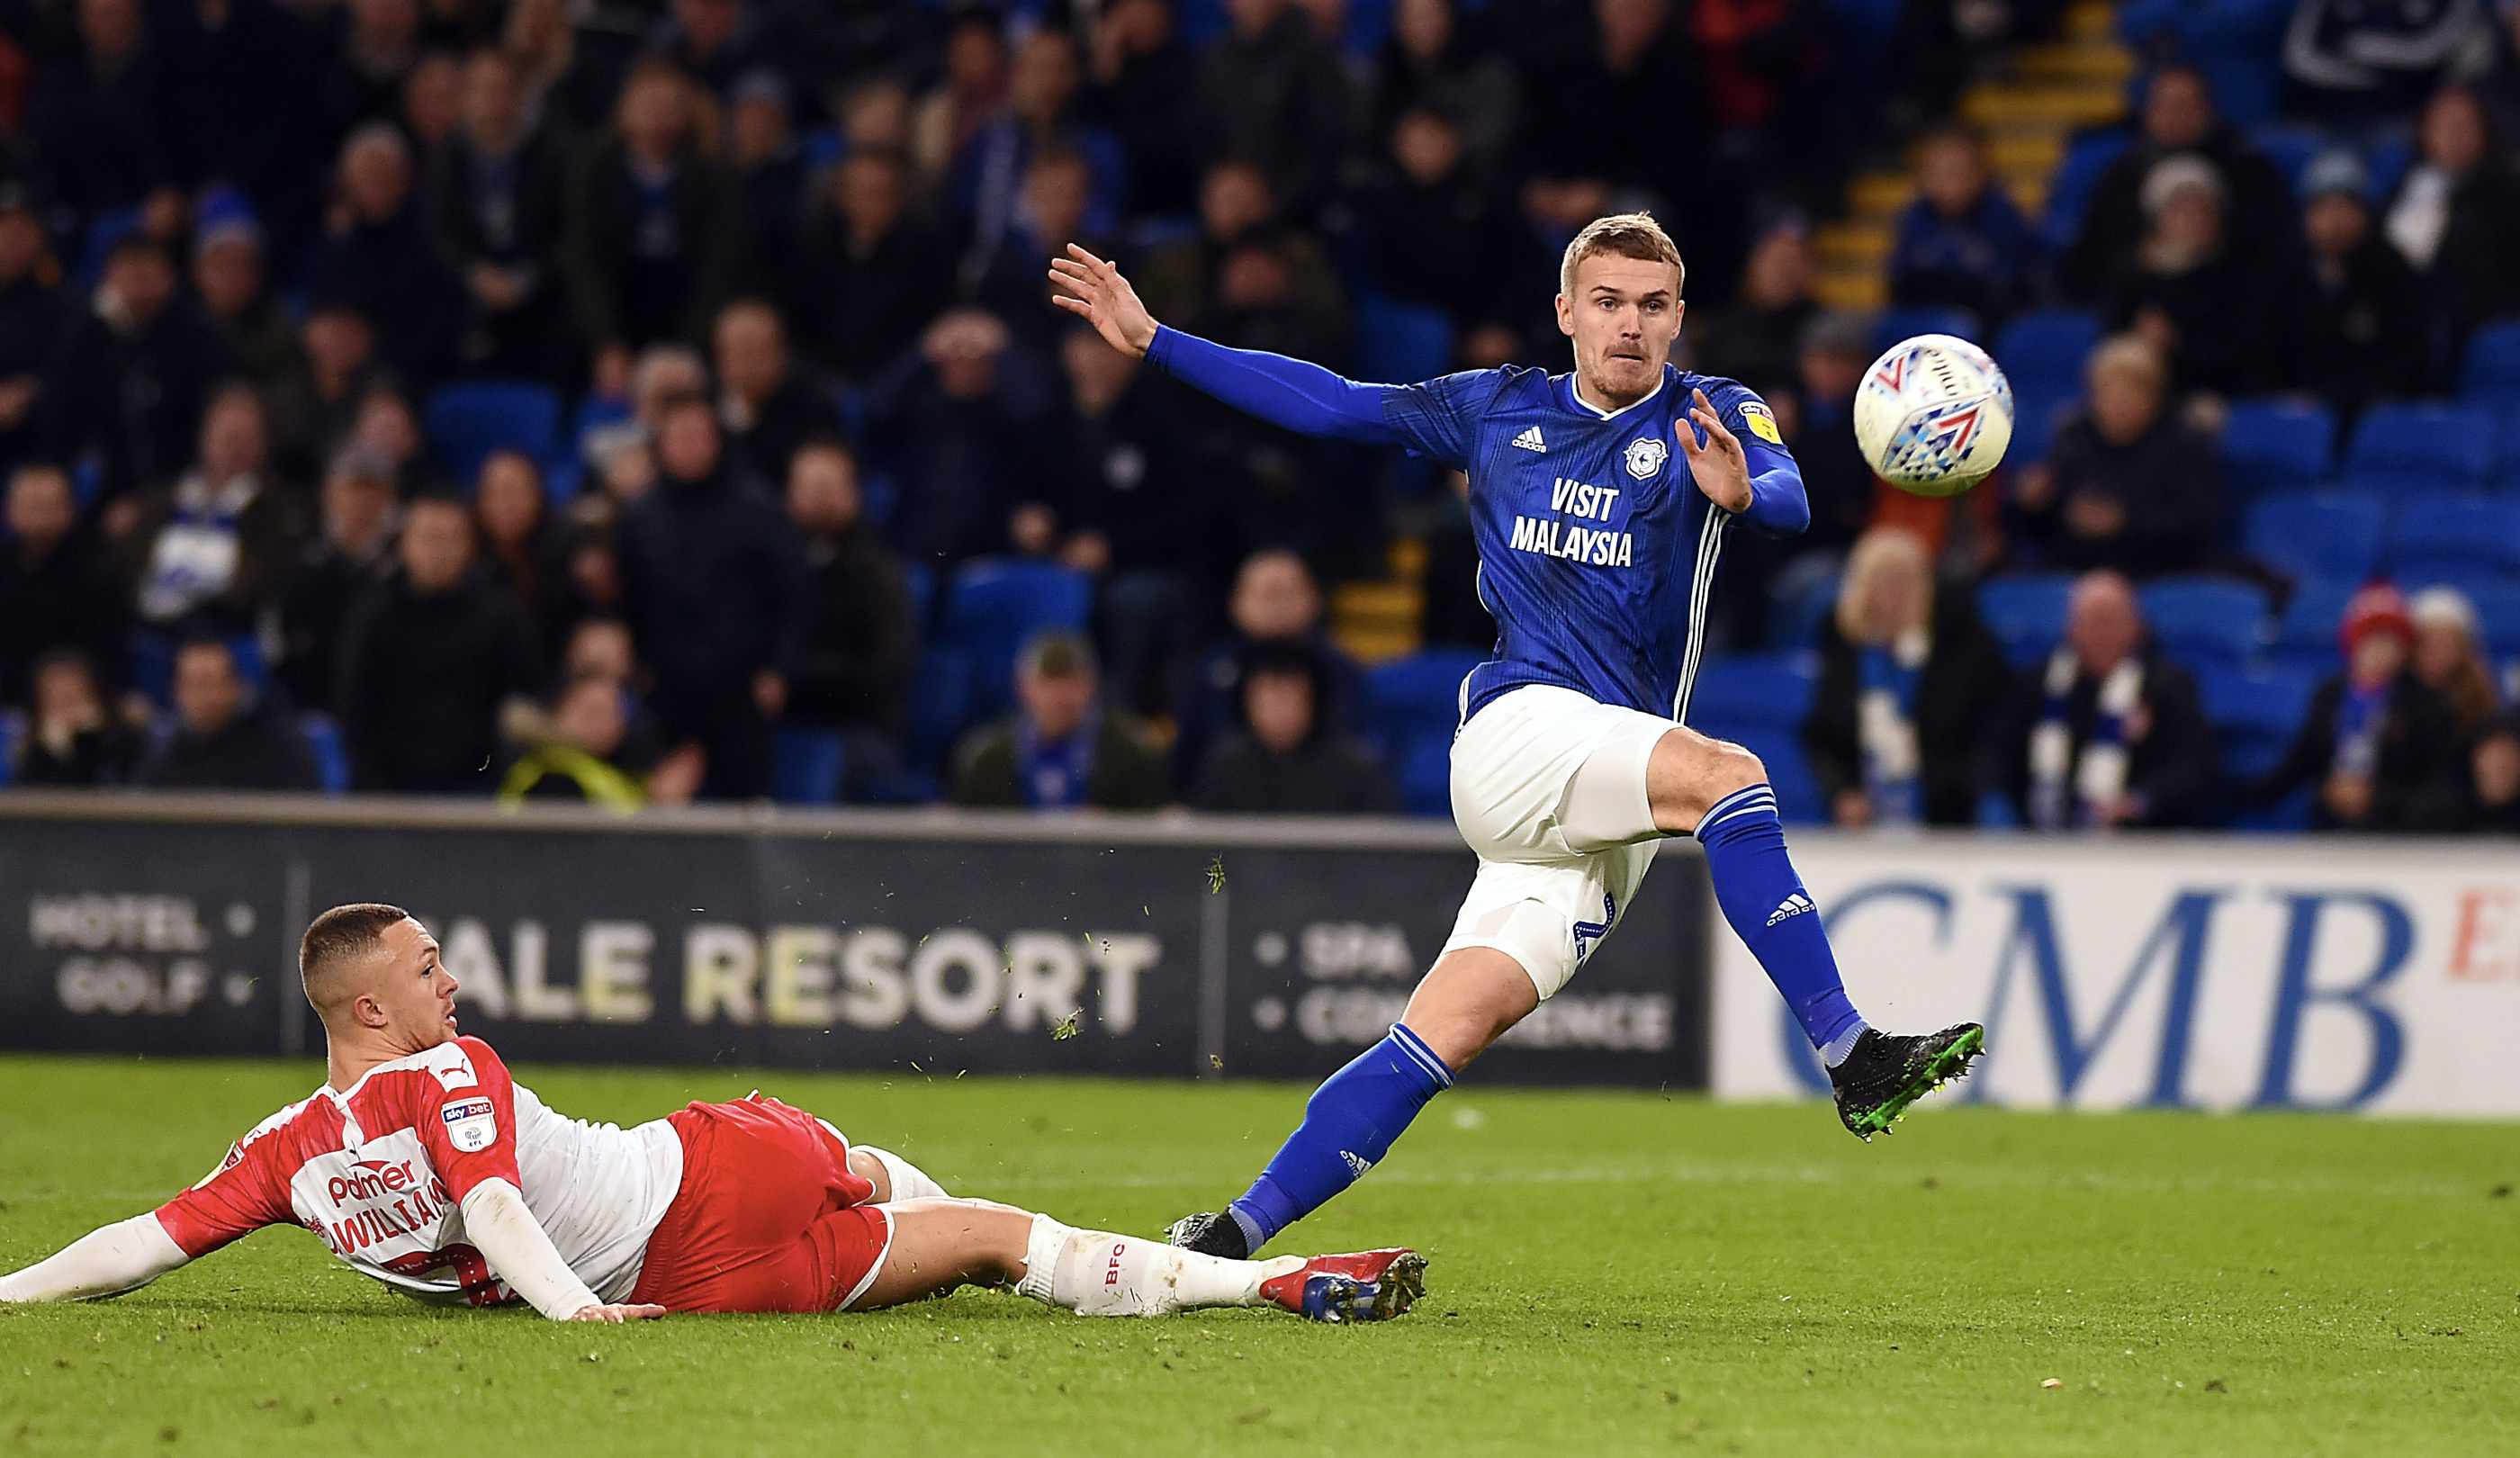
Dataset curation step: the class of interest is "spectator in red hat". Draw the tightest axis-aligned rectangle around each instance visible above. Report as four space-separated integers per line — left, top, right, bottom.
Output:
2246 583 2465 830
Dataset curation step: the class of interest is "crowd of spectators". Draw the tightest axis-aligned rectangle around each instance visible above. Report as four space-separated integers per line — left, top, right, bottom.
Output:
0 0 2515 830
1796 530 2520 834
0 0 1867 812
1762 36 2520 837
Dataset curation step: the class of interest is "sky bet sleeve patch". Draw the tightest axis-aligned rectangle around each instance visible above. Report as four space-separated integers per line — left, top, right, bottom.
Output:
442 1098 498 1153
1737 400 1783 445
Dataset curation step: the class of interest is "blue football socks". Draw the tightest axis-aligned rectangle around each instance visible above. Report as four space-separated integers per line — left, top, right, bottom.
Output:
1226 1023 1454 1252
1697 785 1869 1063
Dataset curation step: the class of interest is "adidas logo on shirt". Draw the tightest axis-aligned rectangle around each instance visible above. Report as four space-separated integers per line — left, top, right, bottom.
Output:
1512 426 1546 453
1341 1150 1375 1176
1767 892 1815 927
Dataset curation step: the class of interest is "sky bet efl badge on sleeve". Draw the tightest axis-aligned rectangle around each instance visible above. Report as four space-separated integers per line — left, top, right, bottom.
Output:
1738 400 1783 445
442 1098 498 1153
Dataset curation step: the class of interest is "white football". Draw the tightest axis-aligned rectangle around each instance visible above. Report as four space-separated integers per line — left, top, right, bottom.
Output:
1853 334 2015 498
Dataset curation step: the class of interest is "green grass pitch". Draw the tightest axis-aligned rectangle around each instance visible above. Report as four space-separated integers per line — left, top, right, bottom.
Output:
3 1056 2516 1456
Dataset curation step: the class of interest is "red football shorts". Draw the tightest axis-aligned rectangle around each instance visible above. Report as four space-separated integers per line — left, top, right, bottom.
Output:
630 1094 892 1313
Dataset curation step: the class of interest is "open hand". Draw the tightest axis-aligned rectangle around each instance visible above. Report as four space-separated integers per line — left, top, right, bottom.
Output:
1048 246 1158 358
570 1302 667 1321
1677 388 1751 513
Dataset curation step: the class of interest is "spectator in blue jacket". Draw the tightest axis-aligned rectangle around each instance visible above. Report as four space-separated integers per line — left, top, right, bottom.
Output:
1889 124 2038 327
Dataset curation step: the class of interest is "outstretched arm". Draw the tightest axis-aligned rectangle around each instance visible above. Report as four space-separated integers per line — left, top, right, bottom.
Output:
1048 246 1400 445
1678 388 1809 536
0 1214 192 1302
457 1178 664 1322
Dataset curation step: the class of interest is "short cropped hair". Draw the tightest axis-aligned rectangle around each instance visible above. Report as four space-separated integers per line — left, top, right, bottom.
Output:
1020 629 1098 680
301 902 411 1013
1559 212 1685 301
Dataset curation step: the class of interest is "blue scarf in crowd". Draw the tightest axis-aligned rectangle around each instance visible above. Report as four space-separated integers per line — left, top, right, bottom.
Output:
1856 628 1930 824
2029 650 2143 830
2332 682 2389 778
1018 708 1100 810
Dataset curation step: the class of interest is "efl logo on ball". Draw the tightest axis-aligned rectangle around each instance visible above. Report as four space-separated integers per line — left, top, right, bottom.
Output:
1853 334 2014 498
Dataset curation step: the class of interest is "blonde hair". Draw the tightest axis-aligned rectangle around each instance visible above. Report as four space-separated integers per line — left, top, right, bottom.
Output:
1834 526 1934 645
2086 334 2167 392
1559 212 1686 300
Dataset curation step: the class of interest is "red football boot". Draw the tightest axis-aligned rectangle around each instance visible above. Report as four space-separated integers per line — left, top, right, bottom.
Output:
1258 1248 1428 1323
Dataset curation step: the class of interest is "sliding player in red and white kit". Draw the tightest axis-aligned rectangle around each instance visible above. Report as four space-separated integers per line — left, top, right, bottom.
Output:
0 904 1424 1324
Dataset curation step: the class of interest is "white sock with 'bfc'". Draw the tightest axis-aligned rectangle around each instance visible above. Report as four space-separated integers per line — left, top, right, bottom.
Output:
1012 1215 1303 1317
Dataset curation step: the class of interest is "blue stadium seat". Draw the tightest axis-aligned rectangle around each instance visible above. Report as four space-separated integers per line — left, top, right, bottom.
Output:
2361 132 2412 201
2270 579 2355 676
1825 0 1904 50
2390 497 2520 581
1364 649 1484 754
2340 402 2497 495
129 631 173 706
0 706 22 787
2173 0 2293 124
1351 293 1454 386
1683 652 1818 732
904 646 973 774
772 726 845 805
1723 726 1826 823
227 634 269 692
2498 407 2520 493
2392 569 2511 609
2009 384 2079 467
900 560 936 629
2249 125 2326 197
1992 310 2102 392
2040 129 2133 253
300 715 349 796
2138 577 2270 670
74 204 145 290
426 381 564 488
1685 655 1824 822
940 560 1094 722
2205 660 2317 829
571 394 634 473
1873 307 1978 353
2459 320 2520 409
1364 650 1485 816
1392 736 1454 817
2218 399 2335 498
1180 0 1390 54
2242 490 2386 583
2197 664 2315 779
1976 574 2075 667
1768 568 1842 651
2452 583 2520 656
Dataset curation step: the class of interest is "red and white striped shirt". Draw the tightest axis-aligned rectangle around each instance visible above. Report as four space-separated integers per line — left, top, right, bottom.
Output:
153 1037 681 1305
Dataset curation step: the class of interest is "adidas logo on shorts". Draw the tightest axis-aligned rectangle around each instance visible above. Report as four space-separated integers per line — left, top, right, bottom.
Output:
1512 426 1546 453
1767 892 1815 927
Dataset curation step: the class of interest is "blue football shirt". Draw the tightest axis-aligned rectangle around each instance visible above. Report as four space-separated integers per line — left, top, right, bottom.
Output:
1377 363 1804 724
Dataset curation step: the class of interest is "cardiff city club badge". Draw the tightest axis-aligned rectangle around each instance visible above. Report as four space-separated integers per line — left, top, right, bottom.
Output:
1623 436 1668 480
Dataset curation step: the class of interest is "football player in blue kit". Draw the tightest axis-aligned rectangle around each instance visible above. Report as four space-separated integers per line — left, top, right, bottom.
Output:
1049 214 1984 1263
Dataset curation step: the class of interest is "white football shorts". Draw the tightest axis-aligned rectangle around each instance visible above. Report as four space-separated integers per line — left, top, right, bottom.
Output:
1440 684 1677 1000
